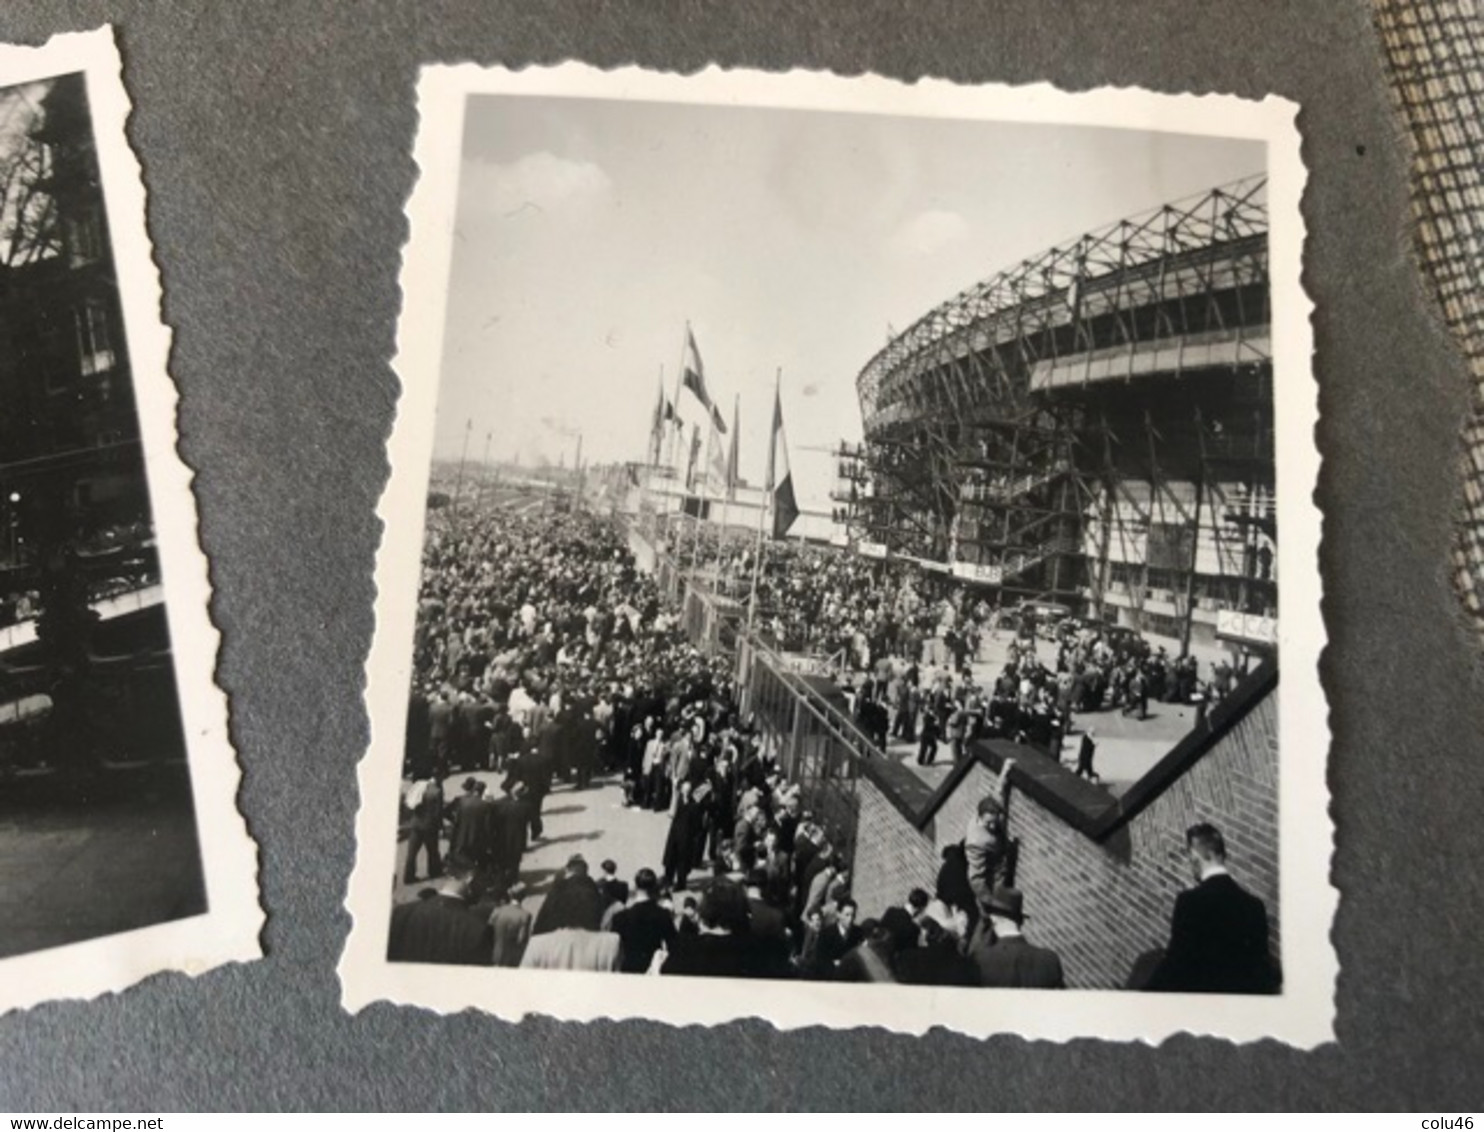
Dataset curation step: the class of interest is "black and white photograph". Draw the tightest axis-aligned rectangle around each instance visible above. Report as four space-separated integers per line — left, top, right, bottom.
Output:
345 63 1329 1045
0 29 259 1014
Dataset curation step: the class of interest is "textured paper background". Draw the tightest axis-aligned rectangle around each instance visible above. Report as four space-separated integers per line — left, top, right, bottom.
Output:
0 0 1478 1111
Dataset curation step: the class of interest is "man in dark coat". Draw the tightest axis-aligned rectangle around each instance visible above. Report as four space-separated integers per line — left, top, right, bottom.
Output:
532 854 606 935
894 914 978 987
387 858 492 966
971 885 1065 989
401 775 445 884
488 782 529 889
1148 823 1280 994
610 867 678 974
662 781 706 891
503 745 553 841
660 879 753 978
427 689 455 770
741 869 792 980
446 778 499 885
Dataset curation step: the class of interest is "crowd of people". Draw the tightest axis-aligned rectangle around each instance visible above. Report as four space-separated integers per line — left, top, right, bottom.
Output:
686 535 1251 776
390 503 1059 984
389 499 1278 994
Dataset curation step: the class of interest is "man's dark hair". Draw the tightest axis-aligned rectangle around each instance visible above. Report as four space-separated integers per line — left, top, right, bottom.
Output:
907 887 930 913
699 879 751 933
1186 822 1226 860
837 897 858 914
634 867 659 896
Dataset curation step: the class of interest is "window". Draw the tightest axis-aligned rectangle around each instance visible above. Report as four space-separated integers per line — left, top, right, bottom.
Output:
66 205 105 267
75 299 115 376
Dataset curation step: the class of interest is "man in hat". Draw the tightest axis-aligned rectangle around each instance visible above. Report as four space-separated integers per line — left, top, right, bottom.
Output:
532 853 605 935
446 777 498 886
970 884 1065 989
387 856 493 967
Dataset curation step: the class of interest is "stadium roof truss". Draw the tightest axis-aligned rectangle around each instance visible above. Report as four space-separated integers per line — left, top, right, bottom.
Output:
837 177 1276 644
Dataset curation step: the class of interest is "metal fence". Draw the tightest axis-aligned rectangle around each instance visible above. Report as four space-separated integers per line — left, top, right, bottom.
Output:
733 634 872 852
639 525 871 851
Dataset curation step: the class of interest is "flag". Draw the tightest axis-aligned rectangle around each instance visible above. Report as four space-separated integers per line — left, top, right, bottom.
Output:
685 424 702 492
710 403 727 433
681 326 722 430
724 394 739 501
648 379 666 464
767 385 799 540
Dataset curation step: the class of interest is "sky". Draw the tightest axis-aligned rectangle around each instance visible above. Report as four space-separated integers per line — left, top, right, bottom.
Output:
432 95 1263 506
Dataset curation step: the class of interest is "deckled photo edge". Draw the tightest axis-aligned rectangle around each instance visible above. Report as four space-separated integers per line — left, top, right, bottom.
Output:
0 26 261 1016
342 62 1332 1047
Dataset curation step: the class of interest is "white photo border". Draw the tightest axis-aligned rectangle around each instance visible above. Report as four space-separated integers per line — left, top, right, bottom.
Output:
341 61 1333 1047
0 27 262 1015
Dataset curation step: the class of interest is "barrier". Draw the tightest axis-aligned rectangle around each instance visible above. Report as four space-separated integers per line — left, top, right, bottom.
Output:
628 518 871 849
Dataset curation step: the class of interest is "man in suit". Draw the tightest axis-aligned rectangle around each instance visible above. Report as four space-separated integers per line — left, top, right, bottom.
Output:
970 885 1065 989
1148 823 1280 994
387 857 492 966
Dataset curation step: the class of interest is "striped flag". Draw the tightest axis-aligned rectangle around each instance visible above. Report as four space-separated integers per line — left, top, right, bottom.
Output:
681 325 726 433
767 386 799 540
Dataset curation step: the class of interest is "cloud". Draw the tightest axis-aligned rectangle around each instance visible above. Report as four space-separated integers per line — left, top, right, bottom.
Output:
888 209 970 257
464 151 612 215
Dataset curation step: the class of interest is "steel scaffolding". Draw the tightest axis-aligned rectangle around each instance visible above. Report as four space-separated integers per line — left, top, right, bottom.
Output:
835 176 1276 647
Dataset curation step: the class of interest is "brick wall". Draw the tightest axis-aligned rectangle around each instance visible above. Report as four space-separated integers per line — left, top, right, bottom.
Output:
852 774 939 917
845 690 1280 989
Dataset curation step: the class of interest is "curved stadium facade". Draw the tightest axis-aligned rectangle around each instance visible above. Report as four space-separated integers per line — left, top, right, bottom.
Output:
836 176 1276 654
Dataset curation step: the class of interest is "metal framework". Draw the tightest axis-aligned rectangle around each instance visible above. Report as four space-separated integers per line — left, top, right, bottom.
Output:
836 176 1277 649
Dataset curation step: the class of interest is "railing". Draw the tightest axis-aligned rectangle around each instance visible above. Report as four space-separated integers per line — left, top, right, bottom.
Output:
631 519 871 851
734 633 868 851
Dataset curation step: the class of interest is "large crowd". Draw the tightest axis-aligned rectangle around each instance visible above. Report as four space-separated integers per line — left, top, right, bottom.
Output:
390 501 1277 994
390 504 1053 984
691 536 1249 776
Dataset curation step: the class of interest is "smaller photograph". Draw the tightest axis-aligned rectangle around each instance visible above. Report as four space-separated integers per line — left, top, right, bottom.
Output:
0 29 259 1014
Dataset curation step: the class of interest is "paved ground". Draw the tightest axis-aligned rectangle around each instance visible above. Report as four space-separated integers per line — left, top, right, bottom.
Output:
0 768 208 959
393 770 674 920
876 629 1200 796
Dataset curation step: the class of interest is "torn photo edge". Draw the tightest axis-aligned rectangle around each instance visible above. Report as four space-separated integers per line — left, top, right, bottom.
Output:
341 60 1333 1047
0 26 261 1016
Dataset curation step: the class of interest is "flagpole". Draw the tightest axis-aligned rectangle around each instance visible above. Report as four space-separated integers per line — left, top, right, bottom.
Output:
746 369 780 638
719 392 737 593
691 412 721 576
667 325 689 550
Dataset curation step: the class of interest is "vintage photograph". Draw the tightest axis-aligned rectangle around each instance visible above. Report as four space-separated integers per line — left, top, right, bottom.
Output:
0 29 259 1013
345 64 1329 1044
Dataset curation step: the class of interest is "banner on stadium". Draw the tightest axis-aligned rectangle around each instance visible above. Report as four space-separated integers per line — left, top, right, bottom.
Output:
1216 609 1277 646
859 541 887 559
952 560 1002 584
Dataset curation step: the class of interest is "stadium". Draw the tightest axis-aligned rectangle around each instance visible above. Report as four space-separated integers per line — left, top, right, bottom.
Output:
834 176 1276 662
